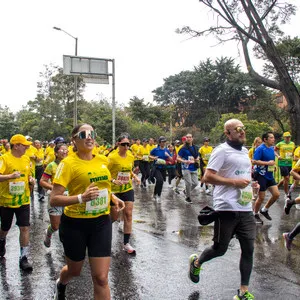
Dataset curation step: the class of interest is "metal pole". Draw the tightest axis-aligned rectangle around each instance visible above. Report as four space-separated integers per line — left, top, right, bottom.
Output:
112 59 116 145
74 37 78 127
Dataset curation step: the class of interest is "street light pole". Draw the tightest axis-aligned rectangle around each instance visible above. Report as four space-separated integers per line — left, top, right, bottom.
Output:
53 27 78 126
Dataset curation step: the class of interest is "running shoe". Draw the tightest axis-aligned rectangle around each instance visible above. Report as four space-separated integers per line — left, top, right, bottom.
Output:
188 254 201 283
156 196 161 203
185 197 192 204
174 187 180 194
44 229 52 248
284 197 294 215
19 256 33 271
283 232 293 251
123 243 136 254
233 289 254 299
0 239 6 257
54 279 67 300
259 209 272 220
205 188 210 195
254 214 263 225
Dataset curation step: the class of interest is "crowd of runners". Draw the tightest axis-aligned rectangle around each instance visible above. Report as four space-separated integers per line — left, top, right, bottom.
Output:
0 121 299 299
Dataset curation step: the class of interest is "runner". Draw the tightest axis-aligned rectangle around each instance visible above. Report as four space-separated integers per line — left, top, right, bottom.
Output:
139 138 150 188
199 137 213 194
108 134 140 254
149 136 171 202
50 123 124 299
0 134 35 271
40 143 68 248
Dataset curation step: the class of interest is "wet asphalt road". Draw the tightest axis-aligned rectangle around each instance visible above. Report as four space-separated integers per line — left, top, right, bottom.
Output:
0 181 300 300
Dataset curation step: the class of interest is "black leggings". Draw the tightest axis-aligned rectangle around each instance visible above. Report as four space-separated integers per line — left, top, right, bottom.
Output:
289 222 300 240
139 161 150 184
154 168 166 196
198 211 255 286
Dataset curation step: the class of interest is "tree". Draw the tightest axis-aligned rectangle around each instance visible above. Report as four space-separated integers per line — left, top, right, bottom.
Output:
209 113 273 146
153 57 267 131
177 0 300 143
258 36 300 82
0 106 19 138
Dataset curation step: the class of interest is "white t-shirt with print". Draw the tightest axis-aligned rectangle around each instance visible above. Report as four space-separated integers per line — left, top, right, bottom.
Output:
207 142 252 211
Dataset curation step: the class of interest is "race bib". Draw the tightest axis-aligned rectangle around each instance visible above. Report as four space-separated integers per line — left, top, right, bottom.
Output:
143 155 149 162
285 153 293 159
204 153 211 160
9 181 25 195
238 184 253 206
268 165 275 172
85 188 109 214
117 172 130 184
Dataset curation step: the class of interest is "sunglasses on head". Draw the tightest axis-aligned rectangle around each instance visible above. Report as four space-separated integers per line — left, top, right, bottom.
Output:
120 142 130 147
74 130 96 139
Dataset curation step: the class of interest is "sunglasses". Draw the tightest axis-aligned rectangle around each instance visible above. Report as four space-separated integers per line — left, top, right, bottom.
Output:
120 142 130 147
229 126 246 134
74 130 96 139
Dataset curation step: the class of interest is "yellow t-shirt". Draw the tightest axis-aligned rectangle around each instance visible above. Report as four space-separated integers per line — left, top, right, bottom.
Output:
53 154 111 219
108 151 134 193
275 141 295 166
0 152 31 207
131 144 143 160
35 148 45 166
139 145 150 161
199 145 213 165
292 159 300 173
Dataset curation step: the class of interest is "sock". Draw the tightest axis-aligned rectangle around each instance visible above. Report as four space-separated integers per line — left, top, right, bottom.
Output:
20 246 29 258
289 183 295 194
124 233 130 245
47 225 56 236
261 207 268 212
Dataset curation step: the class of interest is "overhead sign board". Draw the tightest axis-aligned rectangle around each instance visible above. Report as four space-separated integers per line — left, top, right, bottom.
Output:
63 55 109 84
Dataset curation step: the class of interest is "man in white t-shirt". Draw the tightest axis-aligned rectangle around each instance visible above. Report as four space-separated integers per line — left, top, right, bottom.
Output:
188 119 256 300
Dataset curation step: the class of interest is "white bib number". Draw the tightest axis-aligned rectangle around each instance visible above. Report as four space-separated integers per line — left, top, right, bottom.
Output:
85 188 109 214
117 172 130 184
238 184 253 206
143 155 149 161
9 181 25 195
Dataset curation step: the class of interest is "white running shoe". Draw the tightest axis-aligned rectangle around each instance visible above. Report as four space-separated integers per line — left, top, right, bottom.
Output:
123 243 136 254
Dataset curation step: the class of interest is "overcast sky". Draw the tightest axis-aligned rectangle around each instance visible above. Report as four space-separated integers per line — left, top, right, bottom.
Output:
1 0 299 113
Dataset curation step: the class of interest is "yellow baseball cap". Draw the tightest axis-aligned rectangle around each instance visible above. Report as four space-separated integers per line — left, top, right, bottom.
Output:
283 131 291 137
10 134 32 145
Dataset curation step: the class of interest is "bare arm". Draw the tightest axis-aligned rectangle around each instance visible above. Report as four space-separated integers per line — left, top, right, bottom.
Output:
50 182 101 207
202 169 250 189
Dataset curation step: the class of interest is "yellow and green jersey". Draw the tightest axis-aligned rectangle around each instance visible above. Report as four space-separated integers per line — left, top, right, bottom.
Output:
275 141 295 167
108 151 134 193
53 154 111 219
0 152 31 208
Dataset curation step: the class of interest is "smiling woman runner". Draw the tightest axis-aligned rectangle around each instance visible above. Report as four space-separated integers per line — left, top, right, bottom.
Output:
50 123 125 300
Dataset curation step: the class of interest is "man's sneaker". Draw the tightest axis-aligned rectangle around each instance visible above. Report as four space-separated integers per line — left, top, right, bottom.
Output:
283 232 293 251
259 208 272 220
19 256 33 271
233 289 254 300
38 195 45 201
44 229 52 248
156 196 161 203
174 187 180 194
185 197 192 204
123 243 136 254
0 239 6 257
284 197 294 215
254 214 263 225
188 254 201 283
54 279 67 300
